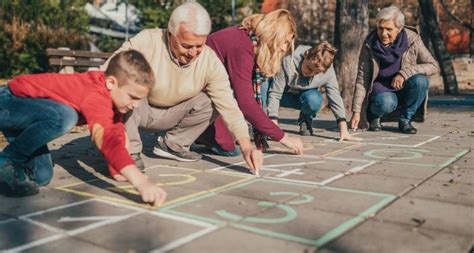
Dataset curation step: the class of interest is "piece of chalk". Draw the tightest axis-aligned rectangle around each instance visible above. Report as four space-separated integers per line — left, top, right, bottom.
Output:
255 170 260 177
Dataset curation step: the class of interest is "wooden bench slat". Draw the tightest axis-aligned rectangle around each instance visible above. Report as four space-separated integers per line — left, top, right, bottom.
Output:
49 58 105 67
46 48 112 59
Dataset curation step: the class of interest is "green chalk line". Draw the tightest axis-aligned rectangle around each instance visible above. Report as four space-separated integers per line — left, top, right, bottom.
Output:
438 149 470 168
314 194 396 247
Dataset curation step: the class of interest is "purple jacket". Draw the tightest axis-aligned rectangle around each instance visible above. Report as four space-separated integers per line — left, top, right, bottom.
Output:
206 26 284 147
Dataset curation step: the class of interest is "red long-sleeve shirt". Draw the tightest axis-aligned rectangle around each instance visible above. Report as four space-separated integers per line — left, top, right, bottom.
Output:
206 26 284 142
9 71 133 176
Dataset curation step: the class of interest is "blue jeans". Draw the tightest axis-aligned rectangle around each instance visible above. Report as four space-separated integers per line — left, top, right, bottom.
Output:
261 78 271 112
0 86 78 186
280 88 323 120
368 74 429 122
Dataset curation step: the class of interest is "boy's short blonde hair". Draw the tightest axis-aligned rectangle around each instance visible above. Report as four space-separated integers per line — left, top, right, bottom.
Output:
105 50 155 89
306 41 337 72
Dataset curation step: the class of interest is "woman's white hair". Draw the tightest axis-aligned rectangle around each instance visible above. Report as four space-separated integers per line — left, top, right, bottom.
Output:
167 1 211 36
376 5 405 29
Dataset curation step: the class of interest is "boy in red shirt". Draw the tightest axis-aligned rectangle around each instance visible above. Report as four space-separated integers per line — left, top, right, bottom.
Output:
0 50 166 206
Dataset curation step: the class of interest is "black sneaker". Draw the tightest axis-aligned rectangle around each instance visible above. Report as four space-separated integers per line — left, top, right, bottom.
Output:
298 112 313 136
368 118 382 132
153 136 202 162
0 157 39 197
131 153 145 172
399 121 417 134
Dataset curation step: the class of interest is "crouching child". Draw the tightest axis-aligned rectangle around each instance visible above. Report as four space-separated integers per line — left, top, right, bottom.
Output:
0 50 166 206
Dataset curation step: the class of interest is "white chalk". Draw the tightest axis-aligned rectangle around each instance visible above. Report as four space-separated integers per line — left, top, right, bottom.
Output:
255 169 260 177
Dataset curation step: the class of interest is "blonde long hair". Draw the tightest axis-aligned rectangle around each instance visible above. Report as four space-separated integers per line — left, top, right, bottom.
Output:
241 9 296 77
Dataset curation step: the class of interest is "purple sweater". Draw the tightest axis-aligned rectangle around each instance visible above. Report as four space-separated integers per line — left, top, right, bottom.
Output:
206 26 284 142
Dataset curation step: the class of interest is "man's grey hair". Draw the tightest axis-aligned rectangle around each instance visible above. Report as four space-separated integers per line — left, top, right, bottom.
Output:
376 6 405 29
167 1 211 36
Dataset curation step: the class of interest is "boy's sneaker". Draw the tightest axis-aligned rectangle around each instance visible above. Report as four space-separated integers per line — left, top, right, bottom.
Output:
131 153 146 172
153 136 202 162
0 157 39 197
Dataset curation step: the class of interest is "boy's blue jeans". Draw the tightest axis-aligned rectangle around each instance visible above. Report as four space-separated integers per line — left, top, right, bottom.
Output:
0 86 78 186
279 88 323 121
368 74 429 122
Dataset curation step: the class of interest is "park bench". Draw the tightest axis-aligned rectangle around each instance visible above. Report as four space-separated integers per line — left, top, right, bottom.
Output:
46 47 113 132
46 47 112 73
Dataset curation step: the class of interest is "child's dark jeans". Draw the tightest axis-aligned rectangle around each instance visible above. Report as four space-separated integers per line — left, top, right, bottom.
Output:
0 85 78 186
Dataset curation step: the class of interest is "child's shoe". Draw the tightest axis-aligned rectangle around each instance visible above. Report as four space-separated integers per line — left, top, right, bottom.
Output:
0 156 39 197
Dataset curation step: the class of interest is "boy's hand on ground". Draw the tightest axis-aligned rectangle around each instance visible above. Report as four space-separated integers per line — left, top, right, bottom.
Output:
280 134 304 155
135 179 167 206
120 165 167 206
350 113 360 130
237 137 263 175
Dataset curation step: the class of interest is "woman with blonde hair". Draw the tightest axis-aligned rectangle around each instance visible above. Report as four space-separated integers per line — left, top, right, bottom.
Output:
197 9 303 156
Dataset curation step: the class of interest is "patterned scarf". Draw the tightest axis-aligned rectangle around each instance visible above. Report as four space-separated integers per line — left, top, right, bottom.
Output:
249 31 269 151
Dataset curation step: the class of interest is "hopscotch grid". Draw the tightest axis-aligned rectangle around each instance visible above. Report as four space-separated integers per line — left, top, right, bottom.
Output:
332 148 470 168
159 177 396 247
323 134 441 148
6 134 449 251
2 200 142 252
20 217 65 234
150 226 219 253
318 161 378 185
208 154 277 172
412 135 441 147
55 168 253 210
92 200 221 253
3 198 217 252
210 153 376 187
208 143 364 184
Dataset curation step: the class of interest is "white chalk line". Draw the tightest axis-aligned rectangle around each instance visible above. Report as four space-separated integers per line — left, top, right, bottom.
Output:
3 198 216 252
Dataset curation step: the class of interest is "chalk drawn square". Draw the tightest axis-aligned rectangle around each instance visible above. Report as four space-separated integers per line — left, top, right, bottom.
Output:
0 219 55 250
56 165 249 209
333 146 469 167
1 199 216 252
161 179 395 247
211 154 375 186
324 132 441 148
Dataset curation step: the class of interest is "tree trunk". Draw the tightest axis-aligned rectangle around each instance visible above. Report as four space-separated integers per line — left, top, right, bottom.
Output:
280 0 336 46
333 0 369 128
419 0 459 94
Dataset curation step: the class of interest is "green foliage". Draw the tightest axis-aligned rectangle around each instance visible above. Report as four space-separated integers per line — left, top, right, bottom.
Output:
128 0 174 29
0 0 89 78
128 0 259 32
0 0 262 78
94 34 124 53
200 0 258 32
